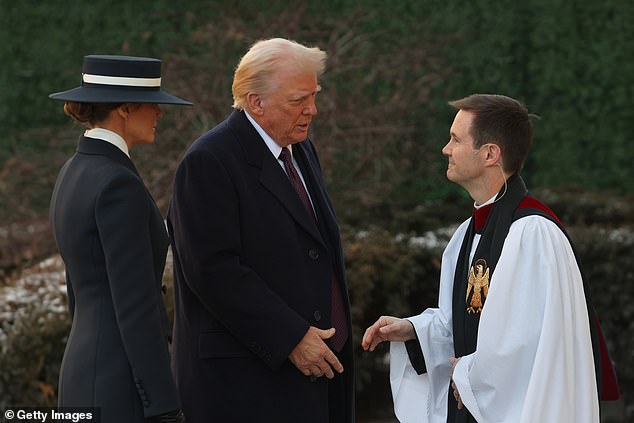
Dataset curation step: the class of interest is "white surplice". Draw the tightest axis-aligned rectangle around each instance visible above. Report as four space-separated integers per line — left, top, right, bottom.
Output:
390 215 599 423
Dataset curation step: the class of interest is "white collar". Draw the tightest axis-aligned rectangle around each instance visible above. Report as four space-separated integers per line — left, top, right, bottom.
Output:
84 128 130 157
244 110 293 159
474 194 497 210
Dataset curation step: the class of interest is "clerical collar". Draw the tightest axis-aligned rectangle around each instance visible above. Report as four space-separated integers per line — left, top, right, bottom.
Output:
84 128 130 157
473 195 497 233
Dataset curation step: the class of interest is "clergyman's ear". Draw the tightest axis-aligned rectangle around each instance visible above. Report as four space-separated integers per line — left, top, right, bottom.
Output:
487 143 502 162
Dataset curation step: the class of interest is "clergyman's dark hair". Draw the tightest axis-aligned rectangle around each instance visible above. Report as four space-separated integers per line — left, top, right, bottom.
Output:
449 94 537 174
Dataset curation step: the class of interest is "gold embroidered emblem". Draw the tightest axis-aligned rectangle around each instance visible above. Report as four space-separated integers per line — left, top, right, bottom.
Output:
466 258 489 314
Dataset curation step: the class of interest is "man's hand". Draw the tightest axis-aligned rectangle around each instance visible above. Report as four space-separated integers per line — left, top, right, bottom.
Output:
449 356 463 410
361 315 416 352
289 326 343 379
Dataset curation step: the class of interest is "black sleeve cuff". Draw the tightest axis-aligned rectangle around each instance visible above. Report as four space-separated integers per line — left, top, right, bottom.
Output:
405 336 427 375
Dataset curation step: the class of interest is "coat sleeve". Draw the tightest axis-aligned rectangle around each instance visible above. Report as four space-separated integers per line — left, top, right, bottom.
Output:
65 271 75 320
168 148 309 370
95 172 180 417
451 217 599 422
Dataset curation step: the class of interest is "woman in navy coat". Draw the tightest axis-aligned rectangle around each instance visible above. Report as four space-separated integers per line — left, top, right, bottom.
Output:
49 55 190 423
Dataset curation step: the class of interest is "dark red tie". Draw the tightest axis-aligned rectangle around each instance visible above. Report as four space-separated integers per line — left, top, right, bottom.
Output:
279 147 348 351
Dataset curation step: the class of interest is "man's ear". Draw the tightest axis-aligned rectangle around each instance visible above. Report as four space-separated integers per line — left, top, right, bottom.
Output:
486 143 502 165
246 93 264 116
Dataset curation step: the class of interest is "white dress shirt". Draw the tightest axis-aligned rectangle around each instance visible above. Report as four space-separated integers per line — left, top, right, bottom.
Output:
244 110 315 210
84 128 130 158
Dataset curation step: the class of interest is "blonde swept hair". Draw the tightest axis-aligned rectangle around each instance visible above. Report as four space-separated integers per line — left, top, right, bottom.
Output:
231 38 327 110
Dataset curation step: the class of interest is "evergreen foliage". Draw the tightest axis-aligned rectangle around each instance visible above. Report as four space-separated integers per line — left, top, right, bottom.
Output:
1 0 632 224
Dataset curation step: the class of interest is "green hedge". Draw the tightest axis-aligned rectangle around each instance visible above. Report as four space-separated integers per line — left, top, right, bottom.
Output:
2 0 633 225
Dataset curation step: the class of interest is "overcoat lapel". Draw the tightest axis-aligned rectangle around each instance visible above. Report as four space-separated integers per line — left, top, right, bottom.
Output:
229 111 326 247
77 136 139 176
293 144 342 259
293 143 335 230
295 142 353 324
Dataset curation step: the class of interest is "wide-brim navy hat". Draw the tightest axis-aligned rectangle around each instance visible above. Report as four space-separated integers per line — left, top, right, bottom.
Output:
49 55 192 105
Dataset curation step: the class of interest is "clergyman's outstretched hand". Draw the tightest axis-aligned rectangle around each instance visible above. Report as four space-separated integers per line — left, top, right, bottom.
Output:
361 315 416 352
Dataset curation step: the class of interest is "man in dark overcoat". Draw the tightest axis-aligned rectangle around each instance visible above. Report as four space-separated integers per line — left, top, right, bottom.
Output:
168 38 354 423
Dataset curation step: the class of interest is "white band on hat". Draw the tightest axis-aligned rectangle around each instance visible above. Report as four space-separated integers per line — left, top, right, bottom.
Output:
83 73 161 87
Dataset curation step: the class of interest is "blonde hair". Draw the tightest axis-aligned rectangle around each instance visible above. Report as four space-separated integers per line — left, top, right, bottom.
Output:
231 38 327 110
